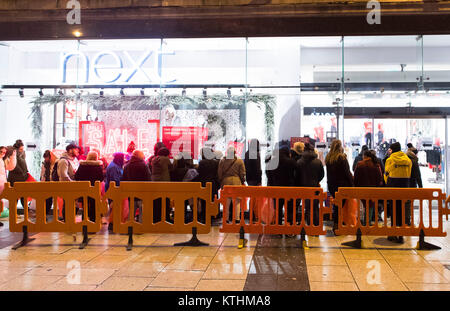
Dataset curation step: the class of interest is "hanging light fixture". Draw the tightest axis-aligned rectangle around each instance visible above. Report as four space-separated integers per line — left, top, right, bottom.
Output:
19 88 24 98
227 88 231 99
182 88 186 97
99 89 104 97
39 89 44 97
140 88 145 96
120 88 125 96
203 88 207 98
58 89 64 96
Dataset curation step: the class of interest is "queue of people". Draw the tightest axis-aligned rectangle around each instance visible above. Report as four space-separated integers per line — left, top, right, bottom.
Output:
0 138 424 244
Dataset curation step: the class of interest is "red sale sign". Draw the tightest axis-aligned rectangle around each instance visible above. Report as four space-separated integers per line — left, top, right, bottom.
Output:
162 127 209 159
79 121 106 152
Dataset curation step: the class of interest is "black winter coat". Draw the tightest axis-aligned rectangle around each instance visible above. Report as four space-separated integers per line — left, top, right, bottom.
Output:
122 156 151 182
194 158 220 199
407 152 423 188
326 155 354 197
74 161 104 186
268 150 296 187
244 151 262 186
295 151 324 187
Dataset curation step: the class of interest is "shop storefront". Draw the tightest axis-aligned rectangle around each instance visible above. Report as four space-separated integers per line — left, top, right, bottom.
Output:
1 35 449 193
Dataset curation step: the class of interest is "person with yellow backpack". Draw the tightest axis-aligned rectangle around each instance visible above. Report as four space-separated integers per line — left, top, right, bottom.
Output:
384 142 412 243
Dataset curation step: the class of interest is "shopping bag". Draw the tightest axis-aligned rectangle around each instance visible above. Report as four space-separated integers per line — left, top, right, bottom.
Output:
343 198 358 226
259 197 275 224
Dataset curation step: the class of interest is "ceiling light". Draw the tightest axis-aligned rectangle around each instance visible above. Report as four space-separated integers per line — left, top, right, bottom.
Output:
19 88 24 98
73 30 83 38
39 89 44 97
140 88 145 96
120 88 125 96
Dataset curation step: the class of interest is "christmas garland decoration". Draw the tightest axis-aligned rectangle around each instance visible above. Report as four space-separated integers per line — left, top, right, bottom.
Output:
28 93 276 176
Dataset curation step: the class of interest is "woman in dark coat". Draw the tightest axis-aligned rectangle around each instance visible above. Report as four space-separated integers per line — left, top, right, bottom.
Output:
74 151 104 222
296 143 325 226
244 139 262 186
325 139 354 231
406 148 423 189
194 147 220 223
354 150 383 224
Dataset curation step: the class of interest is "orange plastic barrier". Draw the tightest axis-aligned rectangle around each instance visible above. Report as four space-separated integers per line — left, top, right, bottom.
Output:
105 182 218 250
334 187 450 249
217 186 332 248
0 181 107 249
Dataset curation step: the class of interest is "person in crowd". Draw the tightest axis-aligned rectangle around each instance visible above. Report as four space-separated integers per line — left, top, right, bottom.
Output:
170 152 199 222
122 150 151 223
244 139 262 187
7 140 29 187
74 151 104 222
0 146 16 227
150 147 173 223
384 142 412 243
105 152 125 232
406 146 423 189
296 142 324 226
57 144 80 182
218 146 246 223
290 142 304 162
125 141 136 163
352 145 369 172
170 152 192 182
91 148 108 176
354 150 383 225
148 142 166 174
194 147 220 223
151 147 172 182
325 139 354 232
57 144 80 221
269 146 296 227
244 139 262 223
40 150 57 216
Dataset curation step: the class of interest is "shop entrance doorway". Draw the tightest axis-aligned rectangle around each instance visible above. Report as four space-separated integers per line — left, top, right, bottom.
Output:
344 116 448 193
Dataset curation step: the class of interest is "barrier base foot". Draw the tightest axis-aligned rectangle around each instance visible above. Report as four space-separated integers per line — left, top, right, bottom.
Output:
416 241 441 250
417 230 441 250
12 226 34 250
79 238 91 250
174 227 209 247
126 227 133 251
12 238 35 250
79 226 90 249
341 228 363 249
